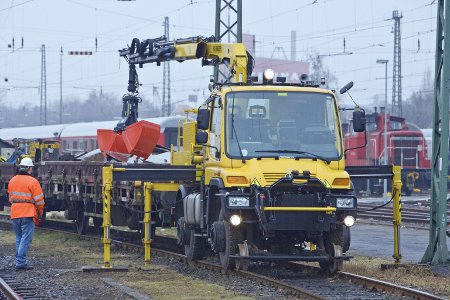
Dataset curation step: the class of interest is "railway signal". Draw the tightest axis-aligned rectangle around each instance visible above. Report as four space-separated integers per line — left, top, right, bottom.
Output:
68 51 93 55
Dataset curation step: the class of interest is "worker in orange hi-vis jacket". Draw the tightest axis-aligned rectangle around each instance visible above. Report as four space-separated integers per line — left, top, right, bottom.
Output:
8 157 45 270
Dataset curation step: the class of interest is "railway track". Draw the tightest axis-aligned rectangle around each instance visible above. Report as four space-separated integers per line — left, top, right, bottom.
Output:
0 272 50 300
0 214 445 300
357 203 450 225
0 277 21 300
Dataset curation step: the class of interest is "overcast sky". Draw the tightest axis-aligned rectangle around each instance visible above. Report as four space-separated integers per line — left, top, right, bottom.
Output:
0 0 437 116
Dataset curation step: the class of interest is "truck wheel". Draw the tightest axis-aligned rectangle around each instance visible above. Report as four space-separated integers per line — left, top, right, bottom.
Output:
185 229 206 261
343 226 351 253
210 221 226 253
177 217 189 246
219 221 243 269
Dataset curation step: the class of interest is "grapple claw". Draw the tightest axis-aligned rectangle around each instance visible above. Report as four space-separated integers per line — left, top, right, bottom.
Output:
97 120 160 158
97 129 128 154
122 120 161 158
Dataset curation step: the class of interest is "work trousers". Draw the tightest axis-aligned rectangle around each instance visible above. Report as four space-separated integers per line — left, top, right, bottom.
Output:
12 217 35 268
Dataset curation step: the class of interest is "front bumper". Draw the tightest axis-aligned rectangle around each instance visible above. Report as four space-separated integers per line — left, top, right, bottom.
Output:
223 175 357 233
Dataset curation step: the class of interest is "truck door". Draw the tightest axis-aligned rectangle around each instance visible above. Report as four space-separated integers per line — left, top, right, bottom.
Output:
209 97 222 160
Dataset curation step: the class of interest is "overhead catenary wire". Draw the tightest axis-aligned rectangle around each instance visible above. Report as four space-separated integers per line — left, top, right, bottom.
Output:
0 1 438 112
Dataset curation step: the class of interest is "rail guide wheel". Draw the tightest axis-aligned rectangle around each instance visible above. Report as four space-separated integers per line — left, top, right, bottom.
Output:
218 218 243 270
235 241 250 271
319 228 344 274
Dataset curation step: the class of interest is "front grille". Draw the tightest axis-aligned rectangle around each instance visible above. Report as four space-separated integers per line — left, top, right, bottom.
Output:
267 194 331 231
263 172 316 185
263 172 287 185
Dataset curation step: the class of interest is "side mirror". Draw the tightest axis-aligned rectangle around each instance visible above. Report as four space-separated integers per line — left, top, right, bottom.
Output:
195 131 208 144
340 81 354 94
353 110 366 132
197 109 210 130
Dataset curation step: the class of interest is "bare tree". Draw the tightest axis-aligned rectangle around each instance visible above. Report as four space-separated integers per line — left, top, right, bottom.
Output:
403 69 433 128
0 89 164 128
307 52 337 88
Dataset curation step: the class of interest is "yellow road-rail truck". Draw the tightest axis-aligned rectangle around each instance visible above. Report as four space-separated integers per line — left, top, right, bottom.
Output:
113 36 366 273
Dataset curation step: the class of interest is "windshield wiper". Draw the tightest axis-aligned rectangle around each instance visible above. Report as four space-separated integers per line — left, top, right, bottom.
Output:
254 150 331 164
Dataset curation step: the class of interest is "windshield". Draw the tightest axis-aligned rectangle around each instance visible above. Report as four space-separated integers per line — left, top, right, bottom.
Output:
225 91 342 160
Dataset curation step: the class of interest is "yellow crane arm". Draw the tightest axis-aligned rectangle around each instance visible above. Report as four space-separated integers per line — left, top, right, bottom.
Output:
120 36 252 83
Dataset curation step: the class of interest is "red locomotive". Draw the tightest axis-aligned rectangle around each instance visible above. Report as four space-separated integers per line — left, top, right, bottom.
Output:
344 108 431 195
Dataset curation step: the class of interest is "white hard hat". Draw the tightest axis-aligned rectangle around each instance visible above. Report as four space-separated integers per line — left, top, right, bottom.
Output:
19 157 34 167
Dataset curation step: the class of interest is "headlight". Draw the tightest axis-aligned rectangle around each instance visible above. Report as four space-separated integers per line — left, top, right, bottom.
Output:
344 215 355 227
336 197 354 208
263 68 275 81
230 215 241 226
228 196 250 207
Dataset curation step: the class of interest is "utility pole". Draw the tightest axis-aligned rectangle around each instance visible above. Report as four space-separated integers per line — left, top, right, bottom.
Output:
214 0 242 83
377 59 389 203
421 0 449 265
391 10 403 117
162 16 171 116
40 44 47 125
60 46 63 124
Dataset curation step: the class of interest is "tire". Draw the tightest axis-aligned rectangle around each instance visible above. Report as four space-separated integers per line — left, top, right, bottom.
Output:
177 217 189 246
342 226 351 253
219 221 243 269
185 229 206 261
331 225 343 247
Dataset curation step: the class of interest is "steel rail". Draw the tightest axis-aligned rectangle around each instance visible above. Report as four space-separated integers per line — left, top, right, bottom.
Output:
0 277 21 300
287 262 446 300
357 204 450 225
358 204 450 214
337 271 445 300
